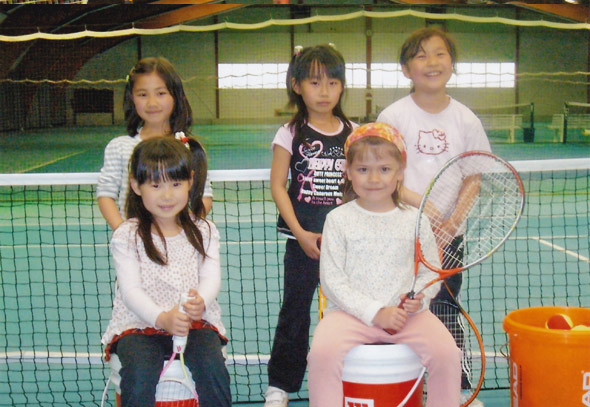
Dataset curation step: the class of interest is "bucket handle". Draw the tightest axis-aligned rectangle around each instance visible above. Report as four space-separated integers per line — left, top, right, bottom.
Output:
101 375 112 407
396 366 426 407
499 341 511 361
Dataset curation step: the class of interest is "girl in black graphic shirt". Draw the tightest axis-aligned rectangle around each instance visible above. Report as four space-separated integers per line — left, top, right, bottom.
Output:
264 44 357 407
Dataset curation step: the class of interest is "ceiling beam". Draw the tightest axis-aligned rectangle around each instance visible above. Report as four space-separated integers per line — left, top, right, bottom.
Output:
512 3 590 23
392 0 453 4
150 0 216 4
135 4 244 29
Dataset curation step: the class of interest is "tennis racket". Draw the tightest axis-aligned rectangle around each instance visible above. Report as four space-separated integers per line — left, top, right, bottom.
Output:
386 151 524 329
157 293 199 406
430 293 485 407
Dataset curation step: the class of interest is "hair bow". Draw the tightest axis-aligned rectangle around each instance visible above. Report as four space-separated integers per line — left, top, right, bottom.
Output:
175 132 190 149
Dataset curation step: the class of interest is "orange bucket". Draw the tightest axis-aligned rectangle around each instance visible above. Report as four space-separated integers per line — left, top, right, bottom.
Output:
503 306 590 407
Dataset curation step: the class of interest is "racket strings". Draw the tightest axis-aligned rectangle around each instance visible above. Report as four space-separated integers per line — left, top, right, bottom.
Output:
430 299 483 401
419 155 523 270
156 356 199 404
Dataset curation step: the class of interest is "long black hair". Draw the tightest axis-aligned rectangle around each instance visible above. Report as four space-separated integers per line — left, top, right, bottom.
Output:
123 57 193 137
286 44 352 143
126 137 207 265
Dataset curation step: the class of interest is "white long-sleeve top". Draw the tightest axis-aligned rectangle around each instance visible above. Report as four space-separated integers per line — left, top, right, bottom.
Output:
320 200 442 326
102 217 224 345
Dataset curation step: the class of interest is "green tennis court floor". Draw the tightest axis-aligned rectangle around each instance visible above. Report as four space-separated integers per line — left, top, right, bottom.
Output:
0 123 588 174
244 389 510 406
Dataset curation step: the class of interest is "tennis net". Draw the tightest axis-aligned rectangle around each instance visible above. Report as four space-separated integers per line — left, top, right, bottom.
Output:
471 102 534 144
0 159 589 405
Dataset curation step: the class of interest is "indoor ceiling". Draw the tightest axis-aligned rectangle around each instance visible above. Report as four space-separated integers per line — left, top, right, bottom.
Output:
0 1 587 82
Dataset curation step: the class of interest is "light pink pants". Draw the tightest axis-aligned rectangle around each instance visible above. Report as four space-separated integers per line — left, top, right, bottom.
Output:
307 310 461 407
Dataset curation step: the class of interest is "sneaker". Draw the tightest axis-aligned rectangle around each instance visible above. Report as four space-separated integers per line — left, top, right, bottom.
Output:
460 391 484 407
264 386 289 407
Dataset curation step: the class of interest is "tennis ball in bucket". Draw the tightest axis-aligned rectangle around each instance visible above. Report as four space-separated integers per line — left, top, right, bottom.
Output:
545 313 573 330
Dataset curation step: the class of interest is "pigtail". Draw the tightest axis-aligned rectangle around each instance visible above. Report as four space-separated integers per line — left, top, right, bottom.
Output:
286 46 307 143
187 137 208 220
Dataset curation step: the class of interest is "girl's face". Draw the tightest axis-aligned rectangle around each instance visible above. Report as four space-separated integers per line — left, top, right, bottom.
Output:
346 147 403 212
130 176 192 233
132 72 175 134
402 35 453 95
292 66 343 119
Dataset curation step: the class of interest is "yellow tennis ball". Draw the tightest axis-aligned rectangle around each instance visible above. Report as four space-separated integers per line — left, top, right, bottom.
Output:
545 313 573 330
571 324 590 331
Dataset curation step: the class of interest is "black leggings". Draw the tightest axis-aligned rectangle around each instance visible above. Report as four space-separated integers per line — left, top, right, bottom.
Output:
267 238 319 393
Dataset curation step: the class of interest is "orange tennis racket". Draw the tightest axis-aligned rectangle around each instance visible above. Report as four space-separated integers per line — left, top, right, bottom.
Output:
430 294 486 407
387 151 524 328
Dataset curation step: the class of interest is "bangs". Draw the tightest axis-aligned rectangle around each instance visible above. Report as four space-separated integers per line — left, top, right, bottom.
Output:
295 47 346 83
133 144 191 185
400 28 457 67
306 59 344 81
347 137 404 164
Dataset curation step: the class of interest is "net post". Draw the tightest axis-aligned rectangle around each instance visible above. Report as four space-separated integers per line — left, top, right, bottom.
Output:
563 102 569 144
523 102 535 143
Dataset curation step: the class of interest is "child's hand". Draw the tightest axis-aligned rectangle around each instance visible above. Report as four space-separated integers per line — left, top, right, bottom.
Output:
156 306 191 336
438 216 460 242
182 289 205 321
295 230 322 260
400 292 425 314
372 306 408 332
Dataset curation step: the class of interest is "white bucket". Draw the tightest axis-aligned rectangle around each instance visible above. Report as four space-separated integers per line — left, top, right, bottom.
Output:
342 344 424 407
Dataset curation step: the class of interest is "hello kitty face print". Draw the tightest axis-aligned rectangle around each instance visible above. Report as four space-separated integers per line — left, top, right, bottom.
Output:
416 128 449 155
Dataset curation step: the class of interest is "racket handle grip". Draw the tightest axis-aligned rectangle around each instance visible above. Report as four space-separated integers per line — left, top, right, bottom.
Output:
384 291 415 335
173 293 192 354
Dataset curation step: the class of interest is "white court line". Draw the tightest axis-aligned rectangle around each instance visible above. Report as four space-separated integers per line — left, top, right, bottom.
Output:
15 150 87 174
0 240 282 250
0 350 511 366
531 236 590 263
0 351 270 366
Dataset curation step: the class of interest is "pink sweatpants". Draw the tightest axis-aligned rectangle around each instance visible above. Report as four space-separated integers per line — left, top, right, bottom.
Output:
307 310 461 407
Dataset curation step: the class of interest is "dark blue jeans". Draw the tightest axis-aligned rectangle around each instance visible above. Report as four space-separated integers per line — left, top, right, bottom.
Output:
114 329 231 407
267 238 319 393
